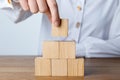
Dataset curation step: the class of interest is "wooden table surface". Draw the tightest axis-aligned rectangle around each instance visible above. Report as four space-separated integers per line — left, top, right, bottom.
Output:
0 56 120 80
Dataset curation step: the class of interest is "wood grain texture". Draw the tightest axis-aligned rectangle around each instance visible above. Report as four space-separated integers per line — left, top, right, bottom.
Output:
59 41 76 59
36 76 84 80
68 58 84 76
0 57 120 80
68 59 78 76
78 58 84 76
52 19 68 37
35 57 51 76
42 41 59 59
52 59 67 76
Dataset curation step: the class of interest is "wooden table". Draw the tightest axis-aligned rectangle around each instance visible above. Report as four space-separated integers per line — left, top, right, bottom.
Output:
0 56 120 80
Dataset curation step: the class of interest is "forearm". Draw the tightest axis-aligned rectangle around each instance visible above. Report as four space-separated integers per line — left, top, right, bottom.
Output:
76 37 120 58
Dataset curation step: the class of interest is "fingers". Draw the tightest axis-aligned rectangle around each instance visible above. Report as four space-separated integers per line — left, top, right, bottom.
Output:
19 0 29 11
19 0 39 13
47 0 61 26
28 0 39 13
36 0 52 22
19 0 60 26
36 0 48 13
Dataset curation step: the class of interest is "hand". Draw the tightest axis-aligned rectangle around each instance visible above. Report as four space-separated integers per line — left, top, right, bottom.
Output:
19 0 61 26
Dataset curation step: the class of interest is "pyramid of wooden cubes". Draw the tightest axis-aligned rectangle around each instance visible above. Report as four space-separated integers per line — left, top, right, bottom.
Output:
35 19 84 77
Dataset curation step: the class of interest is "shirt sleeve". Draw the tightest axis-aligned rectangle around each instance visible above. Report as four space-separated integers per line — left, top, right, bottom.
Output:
0 0 32 23
76 1 120 58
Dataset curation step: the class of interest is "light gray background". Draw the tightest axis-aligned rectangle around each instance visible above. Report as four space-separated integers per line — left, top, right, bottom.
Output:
0 12 42 55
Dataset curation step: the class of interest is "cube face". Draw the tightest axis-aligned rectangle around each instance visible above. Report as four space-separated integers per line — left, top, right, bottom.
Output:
35 57 51 76
52 19 68 37
77 58 84 76
60 42 76 59
68 58 84 76
42 41 59 58
52 59 67 76
68 59 78 76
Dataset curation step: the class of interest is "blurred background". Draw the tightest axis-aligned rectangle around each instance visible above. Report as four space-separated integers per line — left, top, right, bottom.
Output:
0 12 42 55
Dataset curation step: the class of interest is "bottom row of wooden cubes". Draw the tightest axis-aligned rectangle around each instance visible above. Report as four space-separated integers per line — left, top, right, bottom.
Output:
35 57 84 76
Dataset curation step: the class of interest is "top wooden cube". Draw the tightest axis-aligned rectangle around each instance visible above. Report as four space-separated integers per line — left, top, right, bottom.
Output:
52 19 68 37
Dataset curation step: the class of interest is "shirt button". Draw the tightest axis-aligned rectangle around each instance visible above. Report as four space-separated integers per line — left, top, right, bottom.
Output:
77 6 82 11
76 22 81 28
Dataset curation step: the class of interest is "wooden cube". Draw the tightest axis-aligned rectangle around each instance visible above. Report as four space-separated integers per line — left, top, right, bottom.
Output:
42 41 59 58
52 19 68 37
59 41 76 59
52 59 67 76
35 57 51 76
68 58 84 76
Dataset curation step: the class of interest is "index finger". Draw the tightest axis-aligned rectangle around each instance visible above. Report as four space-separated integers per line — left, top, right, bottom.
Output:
46 0 61 26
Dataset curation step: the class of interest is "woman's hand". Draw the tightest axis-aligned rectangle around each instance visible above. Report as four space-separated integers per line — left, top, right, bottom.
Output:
19 0 61 26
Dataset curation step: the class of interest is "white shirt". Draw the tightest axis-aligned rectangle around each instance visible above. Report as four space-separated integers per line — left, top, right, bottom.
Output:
1 0 120 58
